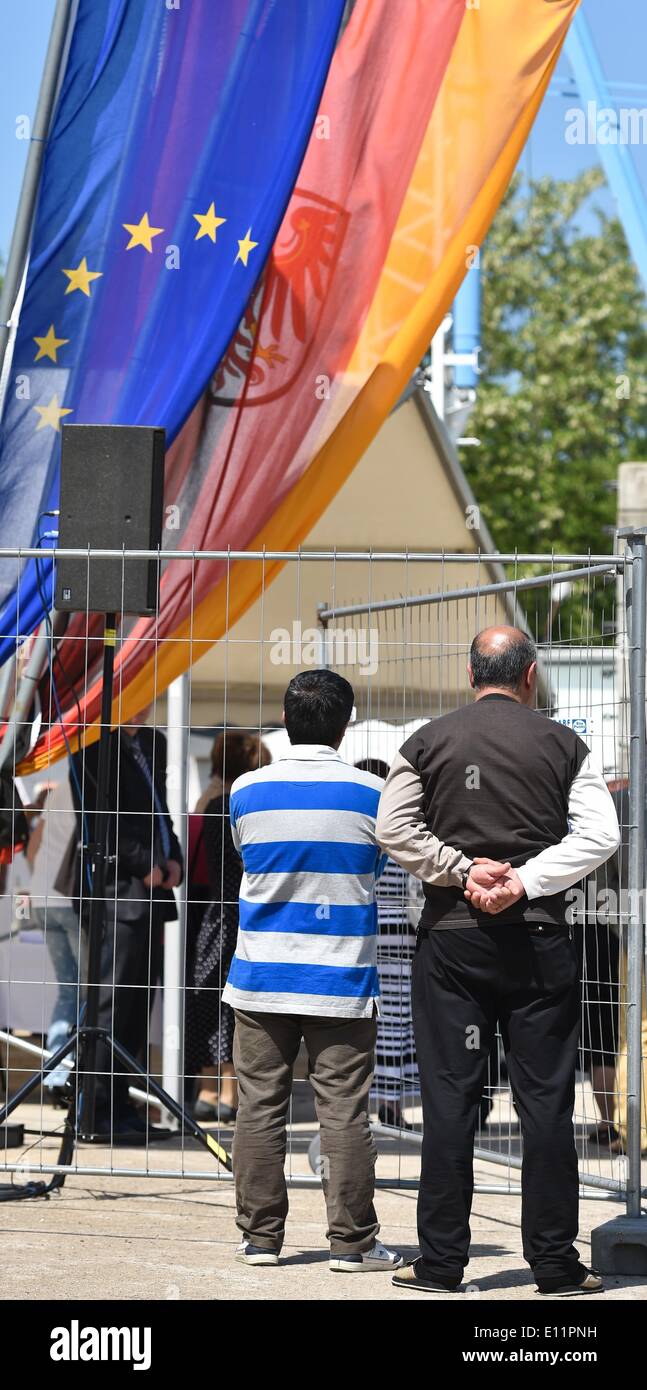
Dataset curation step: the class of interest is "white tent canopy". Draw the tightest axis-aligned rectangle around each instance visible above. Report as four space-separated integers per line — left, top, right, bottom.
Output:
259 717 429 769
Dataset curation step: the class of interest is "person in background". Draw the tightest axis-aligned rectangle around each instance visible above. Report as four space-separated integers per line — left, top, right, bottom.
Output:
20 774 80 1101
184 783 214 1100
193 733 226 814
574 890 620 1150
66 706 183 1140
186 731 271 1123
355 757 419 1131
223 670 402 1274
603 780 646 1156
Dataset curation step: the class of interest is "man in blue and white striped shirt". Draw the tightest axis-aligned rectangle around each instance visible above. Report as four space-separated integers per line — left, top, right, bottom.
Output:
223 669 402 1274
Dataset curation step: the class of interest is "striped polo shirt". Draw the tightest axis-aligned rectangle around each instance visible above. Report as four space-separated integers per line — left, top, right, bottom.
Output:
222 744 385 1018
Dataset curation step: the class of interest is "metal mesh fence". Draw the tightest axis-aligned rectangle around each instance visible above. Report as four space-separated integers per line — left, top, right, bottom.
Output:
0 546 644 1206
317 556 636 1195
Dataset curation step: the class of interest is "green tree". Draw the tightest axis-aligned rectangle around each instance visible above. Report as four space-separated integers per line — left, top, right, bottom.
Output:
461 170 647 635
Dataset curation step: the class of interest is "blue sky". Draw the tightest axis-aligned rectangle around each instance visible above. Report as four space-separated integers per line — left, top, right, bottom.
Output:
1 0 57 260
521 0 647 216
1 0 646 265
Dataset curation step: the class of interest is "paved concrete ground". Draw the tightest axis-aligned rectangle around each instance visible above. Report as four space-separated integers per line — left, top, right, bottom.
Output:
1 1101 646 1301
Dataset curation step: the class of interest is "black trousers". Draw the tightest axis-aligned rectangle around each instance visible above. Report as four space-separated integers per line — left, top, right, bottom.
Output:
88 913 163 1112
412 923 581 1283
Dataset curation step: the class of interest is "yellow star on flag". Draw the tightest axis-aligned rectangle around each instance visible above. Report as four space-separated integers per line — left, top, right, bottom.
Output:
193 202 227 243
235 227 258 267
123 212 164 252
33 324 69 363
62 257 103 296
33 394 73 432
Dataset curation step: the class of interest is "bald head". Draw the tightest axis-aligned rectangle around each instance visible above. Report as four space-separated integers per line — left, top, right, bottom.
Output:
468 626 537 702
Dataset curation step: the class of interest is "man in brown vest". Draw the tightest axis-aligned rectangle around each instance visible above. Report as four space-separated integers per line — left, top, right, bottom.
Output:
377 626 620 1296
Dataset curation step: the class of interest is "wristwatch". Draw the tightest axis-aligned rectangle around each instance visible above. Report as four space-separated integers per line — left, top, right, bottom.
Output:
460 863 473 890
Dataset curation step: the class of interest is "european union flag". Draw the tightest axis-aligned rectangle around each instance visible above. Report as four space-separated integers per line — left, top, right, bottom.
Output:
0 0 344 654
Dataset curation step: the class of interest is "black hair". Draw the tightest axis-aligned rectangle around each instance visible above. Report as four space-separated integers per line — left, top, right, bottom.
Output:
355 758 389 779
283 669 354 746
469 630 537 691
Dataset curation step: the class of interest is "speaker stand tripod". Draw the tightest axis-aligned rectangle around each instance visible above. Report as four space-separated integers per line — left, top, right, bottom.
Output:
0 616 231 1198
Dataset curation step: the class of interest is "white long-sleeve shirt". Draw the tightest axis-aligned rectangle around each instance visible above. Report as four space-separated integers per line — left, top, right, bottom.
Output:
516 754 620 899
376 750 620 900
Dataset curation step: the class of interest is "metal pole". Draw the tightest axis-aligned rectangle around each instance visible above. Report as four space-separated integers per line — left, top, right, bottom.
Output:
623 531 647 1219
79 614 117 1138
316 602 330 669
0 623 50 773
0 0 75 406
430 318 448 422
0 546 629 564
0 654 17 725
163 674 189 1120
318 562 620 624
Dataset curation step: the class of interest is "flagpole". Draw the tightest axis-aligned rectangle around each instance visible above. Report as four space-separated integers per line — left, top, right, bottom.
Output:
0 0 75 411
0 0 75 774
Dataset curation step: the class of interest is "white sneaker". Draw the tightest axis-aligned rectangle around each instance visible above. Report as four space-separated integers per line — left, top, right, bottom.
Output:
235 1240 279 1267
329 1240 404 1273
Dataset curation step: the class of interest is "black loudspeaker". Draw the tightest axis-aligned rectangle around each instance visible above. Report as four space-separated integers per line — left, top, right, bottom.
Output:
55 424 165 615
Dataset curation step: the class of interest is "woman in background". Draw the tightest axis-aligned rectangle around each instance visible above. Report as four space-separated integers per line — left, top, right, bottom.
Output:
20 773 79 1103
356 758 419 1129
186 731 271 1123
193 734 225 814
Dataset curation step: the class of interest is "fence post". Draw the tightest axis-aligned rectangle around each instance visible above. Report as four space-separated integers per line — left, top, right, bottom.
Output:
625 531 646 1218
162 673 190 1124
592 529 647 1273
317 602 330 669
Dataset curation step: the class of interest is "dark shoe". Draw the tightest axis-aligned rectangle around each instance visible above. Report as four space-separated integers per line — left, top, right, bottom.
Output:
236 1240 279 1266
117 1105 175 1139
330 1240 403 1273
392 1258 461 1293
536 1263 603 1297
589 1122 621 1148
378 1104 415 1131
193 1099 237 1124
114 1105 150 1134
44 1082 72 1109
81 1110 149 1145
82 1103 163 1144
192 1098 219 1122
